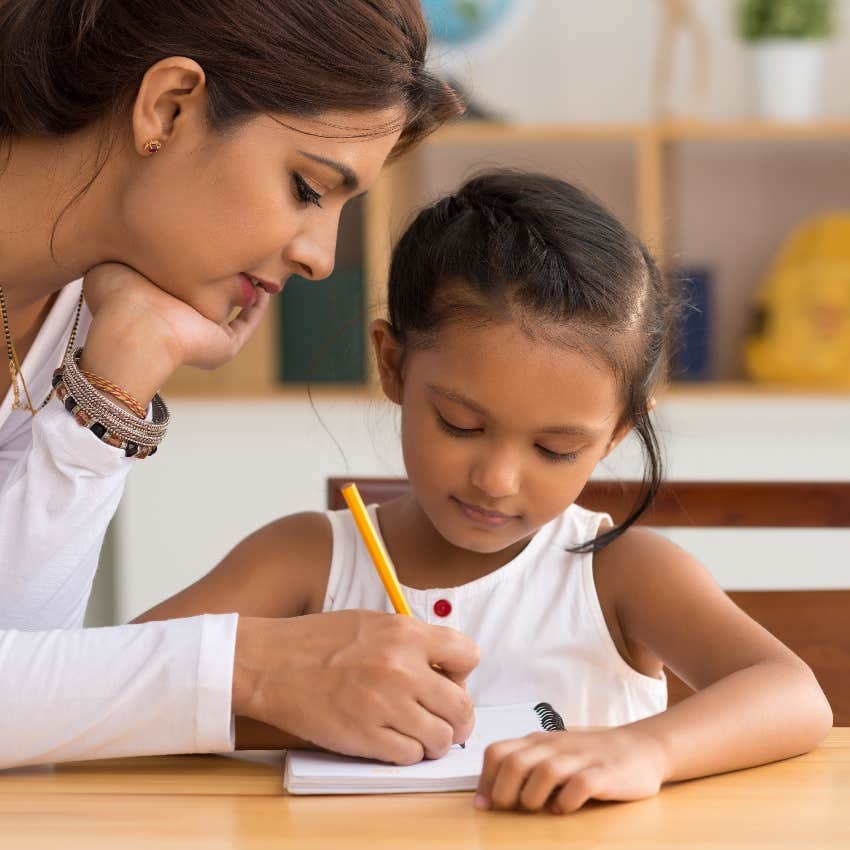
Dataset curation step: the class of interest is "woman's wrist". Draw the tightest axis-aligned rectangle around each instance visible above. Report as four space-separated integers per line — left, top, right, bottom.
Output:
231 616 264 720
81 313 182 409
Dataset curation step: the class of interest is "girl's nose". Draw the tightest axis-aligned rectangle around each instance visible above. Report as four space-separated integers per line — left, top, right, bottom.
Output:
469 449 521 500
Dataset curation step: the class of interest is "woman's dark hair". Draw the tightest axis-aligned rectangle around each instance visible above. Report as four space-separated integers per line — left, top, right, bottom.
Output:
0 0 460 156
387 170 674 552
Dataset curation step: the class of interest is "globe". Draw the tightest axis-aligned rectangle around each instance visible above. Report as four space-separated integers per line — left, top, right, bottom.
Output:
421 0 520 47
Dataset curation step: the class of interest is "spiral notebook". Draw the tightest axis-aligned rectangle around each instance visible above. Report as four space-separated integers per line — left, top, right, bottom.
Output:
284 701 565 795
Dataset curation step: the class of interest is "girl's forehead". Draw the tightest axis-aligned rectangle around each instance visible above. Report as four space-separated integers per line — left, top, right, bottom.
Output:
407 320 622 431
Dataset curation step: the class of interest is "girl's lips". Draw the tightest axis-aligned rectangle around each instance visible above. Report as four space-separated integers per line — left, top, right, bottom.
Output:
451 496 517 528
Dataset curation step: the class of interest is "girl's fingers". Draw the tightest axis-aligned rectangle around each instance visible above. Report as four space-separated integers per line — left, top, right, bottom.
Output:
519 754 586 812
476 738 530 807
484 741 555 811
551 766 608 814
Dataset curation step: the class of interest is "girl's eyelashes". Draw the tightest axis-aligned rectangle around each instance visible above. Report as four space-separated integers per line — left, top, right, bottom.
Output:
536 445 580 464
435 412 481 437
435 409 580 463
292 172 322 208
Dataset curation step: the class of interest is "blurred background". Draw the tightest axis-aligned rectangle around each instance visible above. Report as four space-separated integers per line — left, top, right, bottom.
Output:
89 0 850 625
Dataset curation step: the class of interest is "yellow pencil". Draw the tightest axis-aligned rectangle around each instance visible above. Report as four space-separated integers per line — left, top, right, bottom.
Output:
340 482 413 616
341 482 466 748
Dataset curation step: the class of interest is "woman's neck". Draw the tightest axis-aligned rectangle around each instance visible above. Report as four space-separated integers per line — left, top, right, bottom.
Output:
0 125 119 314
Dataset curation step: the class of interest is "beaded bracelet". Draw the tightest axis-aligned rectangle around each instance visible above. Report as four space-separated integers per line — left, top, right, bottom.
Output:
52 348 169 458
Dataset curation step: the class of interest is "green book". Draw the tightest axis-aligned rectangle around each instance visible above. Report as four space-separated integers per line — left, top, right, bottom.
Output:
279 267 366 384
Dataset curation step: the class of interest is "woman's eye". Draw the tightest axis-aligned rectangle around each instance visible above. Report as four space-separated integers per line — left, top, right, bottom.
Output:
292 172 322 208
536 445 579 464
436 413 481 437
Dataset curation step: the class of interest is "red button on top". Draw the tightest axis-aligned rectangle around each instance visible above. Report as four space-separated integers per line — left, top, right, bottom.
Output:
433 599 452 618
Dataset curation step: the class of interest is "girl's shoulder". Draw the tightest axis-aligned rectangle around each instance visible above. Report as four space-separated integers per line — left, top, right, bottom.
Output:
592 525 702 680
211 510 334 617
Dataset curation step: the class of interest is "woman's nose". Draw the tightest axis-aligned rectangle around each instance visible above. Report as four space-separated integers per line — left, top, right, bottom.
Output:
284 214 338 281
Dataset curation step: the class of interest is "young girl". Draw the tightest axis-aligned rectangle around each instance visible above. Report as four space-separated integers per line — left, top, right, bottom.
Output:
139 171 831 813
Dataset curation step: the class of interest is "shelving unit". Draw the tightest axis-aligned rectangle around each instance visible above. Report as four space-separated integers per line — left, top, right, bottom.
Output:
165 119 850 398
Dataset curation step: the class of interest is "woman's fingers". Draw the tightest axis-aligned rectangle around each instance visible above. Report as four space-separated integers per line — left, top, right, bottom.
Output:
415 668 475 751
224 288 270 353
367 727 426 767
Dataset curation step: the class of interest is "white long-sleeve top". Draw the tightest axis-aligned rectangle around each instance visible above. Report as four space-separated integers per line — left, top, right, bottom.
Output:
0 280 236 768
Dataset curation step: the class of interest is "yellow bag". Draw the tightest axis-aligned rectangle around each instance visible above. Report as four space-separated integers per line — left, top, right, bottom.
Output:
745 214 850 387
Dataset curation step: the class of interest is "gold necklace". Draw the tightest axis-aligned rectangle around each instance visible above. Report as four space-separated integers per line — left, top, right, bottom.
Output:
0 283 84 416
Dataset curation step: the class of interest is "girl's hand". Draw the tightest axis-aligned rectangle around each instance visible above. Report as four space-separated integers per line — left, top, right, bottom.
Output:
80 262 270 405
476 726 669 814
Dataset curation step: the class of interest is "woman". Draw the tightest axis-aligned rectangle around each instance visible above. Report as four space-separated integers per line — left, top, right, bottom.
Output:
0 0 478 769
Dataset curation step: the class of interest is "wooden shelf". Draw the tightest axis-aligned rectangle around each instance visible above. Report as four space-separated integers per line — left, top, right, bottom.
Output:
663 381 850 400
428 118 850 145
169 118 849 399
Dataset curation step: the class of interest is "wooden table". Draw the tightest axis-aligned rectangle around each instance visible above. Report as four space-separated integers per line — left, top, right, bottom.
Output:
2 729 849 849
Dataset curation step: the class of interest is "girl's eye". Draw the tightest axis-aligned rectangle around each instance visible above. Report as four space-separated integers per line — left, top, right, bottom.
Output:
536 445 579 464
292 172 322 208
436 412 481 437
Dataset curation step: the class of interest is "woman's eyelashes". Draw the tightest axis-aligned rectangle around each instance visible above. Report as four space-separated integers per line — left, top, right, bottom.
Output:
435 411 580 463
292 172 323 207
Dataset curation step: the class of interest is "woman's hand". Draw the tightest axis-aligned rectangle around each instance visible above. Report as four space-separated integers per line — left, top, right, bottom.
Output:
80 262 270 404
232 611 480 766
476 726 669 814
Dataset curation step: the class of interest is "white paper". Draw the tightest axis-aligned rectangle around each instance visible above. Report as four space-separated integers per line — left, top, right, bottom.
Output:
284 703 554 795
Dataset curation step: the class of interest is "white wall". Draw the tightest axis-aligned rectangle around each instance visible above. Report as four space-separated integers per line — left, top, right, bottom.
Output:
114 394 850 622
451 0 850 123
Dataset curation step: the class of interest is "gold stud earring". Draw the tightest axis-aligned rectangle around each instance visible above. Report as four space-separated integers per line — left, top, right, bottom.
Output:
143 139 162 155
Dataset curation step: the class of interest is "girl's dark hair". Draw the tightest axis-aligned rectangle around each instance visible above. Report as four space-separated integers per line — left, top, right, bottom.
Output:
0 0 460 156
387 170 674 552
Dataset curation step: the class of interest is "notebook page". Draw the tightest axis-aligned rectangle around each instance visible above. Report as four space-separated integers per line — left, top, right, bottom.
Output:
285 703 547 795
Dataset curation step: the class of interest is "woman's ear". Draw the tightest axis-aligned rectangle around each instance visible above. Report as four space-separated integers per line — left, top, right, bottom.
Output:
369 319 405 404
131 57 207 156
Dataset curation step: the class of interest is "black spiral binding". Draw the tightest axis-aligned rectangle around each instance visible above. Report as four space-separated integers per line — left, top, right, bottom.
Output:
534 701 566 731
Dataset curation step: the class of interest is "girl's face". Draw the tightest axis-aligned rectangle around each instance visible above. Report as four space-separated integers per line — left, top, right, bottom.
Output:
376 318 630 556
114 107 402 322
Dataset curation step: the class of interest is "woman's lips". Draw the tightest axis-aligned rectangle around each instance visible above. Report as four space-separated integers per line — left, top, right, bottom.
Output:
451 496 518 528
239 272 282 307
239 273 258 308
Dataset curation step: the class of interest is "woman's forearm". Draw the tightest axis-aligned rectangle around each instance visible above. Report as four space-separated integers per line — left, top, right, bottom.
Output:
633 660 833 783
0 615 236 768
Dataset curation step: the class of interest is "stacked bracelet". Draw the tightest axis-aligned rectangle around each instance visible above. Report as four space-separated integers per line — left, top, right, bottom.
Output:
52 347 169 458
79 367 147 419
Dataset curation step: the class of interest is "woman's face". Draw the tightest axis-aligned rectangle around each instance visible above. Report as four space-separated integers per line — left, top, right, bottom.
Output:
115 107 402 322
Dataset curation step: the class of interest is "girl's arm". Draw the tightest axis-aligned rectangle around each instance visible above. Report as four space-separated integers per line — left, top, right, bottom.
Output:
134 511 333 750
134 511 333 623
477 527 832 813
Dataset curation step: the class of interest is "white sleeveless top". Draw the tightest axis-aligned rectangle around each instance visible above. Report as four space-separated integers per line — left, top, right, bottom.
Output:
323 503 667 727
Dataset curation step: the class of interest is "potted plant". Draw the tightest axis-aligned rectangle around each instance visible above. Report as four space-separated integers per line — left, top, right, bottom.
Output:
738 0 835 121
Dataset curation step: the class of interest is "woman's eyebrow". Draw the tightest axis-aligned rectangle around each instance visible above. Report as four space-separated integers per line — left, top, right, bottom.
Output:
297 150 359 190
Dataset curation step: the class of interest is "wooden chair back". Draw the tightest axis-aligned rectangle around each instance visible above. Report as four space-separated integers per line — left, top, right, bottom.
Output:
327 478 850 724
